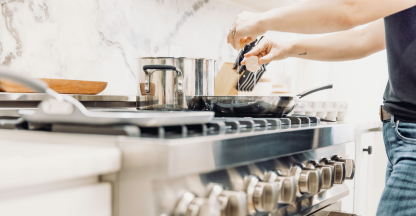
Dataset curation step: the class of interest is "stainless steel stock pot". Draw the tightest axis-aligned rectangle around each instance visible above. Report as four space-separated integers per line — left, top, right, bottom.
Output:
137 57 216 110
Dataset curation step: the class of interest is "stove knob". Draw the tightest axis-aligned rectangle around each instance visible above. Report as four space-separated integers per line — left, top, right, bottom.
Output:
298 165 322 194
286 202 301 215
206 183 247 216
320 157 345 184
290 163 322 195
289 163 304 197
331 155 355 180
173 190 221 216
263 171 297 204
300 196 314 208
253 181 279 212
187 197 220 216
244 175 279 214
174 191 196 216
307 160 334 190
269 207 286 216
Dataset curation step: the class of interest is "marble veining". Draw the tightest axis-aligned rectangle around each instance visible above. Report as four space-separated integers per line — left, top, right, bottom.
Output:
2 2 22 57
0 0 247 95
29 0 50 23
99 31 135 78
154 0 210 54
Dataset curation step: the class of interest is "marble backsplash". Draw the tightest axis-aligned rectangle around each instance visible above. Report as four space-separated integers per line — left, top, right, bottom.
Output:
0 0 247 95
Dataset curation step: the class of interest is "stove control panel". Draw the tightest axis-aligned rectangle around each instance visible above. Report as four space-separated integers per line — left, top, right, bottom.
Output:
161 144 357 216
170 156 356 216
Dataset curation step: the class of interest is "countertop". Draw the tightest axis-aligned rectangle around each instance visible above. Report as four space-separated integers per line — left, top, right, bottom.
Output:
0 138 121 192
355 120 383 132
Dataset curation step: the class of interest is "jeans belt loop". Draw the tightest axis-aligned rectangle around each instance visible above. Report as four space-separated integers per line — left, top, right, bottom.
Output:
391 115 395 128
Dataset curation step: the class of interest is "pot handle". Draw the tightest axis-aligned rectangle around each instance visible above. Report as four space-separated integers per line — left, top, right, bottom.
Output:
142 65 183 94
297 84 333 99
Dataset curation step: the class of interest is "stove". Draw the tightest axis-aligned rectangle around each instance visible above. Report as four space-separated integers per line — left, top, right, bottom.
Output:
0 93 358 216
110 122 357 216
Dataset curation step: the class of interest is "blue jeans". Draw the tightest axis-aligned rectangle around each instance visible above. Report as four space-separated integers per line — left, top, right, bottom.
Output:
376 116 416 216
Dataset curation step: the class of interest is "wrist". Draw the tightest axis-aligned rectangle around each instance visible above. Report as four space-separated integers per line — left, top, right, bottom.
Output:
256 12 269 35
286 40 297 57
286 40 305 57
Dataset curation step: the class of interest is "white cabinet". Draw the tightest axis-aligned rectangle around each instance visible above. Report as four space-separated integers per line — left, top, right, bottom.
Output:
354 130 386 216
0 183 112 216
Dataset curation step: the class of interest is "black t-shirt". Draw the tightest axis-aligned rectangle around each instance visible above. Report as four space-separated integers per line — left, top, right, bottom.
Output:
384 6 416 121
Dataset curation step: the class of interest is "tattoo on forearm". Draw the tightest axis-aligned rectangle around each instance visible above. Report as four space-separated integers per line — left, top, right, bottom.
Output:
299 53 307 55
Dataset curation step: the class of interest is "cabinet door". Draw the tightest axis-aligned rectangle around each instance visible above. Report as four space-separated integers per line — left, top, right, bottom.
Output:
366 131 386 216
0 183 112 216
354 131 386 216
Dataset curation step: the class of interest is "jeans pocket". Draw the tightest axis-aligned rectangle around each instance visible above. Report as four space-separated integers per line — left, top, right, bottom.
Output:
394 120 416 144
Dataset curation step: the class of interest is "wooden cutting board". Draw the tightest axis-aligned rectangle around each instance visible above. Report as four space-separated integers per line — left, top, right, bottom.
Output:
0 78 108 94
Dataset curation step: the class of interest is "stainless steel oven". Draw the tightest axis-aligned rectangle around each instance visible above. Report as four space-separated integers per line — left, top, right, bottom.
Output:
0 64 361 216
0 93 360 215
100 120 360 216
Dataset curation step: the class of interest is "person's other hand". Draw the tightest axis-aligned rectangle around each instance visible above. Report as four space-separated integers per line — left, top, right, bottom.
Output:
227 11 266 50
241 37 292 65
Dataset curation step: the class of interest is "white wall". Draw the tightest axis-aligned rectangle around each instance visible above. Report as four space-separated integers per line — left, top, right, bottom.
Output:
0 0 250 95
2 0 388 119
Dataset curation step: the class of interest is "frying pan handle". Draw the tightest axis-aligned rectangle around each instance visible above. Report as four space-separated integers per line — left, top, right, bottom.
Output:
297 84 333 99
0 66 48 93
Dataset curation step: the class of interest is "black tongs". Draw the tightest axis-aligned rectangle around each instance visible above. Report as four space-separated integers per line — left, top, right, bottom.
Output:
233 36 269 92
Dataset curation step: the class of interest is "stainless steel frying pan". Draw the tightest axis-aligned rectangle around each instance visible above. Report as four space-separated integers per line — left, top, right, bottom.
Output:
186 84 333 117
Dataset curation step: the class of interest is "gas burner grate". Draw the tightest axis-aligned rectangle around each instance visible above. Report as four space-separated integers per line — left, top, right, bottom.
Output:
0 116 321 139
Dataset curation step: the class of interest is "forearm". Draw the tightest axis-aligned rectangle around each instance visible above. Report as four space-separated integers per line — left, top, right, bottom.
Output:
286 20 386 61
287 32 370 61
259 0 416 34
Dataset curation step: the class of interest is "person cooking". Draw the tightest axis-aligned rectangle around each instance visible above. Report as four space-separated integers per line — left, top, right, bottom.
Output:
227 1 416 215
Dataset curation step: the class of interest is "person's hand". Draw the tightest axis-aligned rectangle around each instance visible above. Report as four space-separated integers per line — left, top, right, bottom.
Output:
241 37 292 65
227 11 266 50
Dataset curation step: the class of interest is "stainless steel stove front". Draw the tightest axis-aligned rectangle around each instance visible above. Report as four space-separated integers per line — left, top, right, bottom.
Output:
103 123 357 216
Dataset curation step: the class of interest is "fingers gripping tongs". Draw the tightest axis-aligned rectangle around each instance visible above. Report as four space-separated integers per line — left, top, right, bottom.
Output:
233 36 269 92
